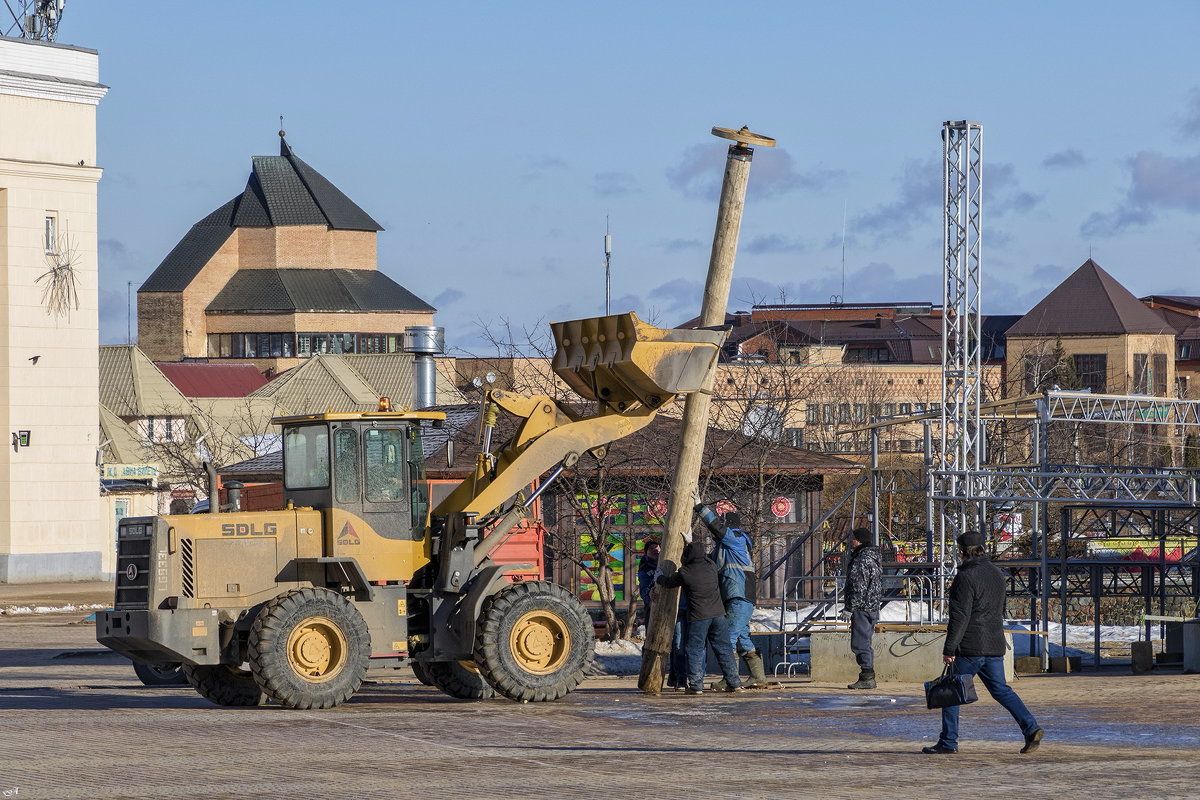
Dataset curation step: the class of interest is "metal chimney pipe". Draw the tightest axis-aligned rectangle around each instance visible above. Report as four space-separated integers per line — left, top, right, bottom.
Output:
404 326 445 408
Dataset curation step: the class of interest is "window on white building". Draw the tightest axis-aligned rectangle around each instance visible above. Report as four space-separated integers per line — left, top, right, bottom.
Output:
44 214 58 253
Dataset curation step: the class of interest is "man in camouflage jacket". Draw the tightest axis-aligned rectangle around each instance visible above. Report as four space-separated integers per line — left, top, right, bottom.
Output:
843 527 882 689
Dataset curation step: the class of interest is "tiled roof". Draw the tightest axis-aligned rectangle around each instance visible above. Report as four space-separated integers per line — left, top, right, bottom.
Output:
99 404 147 465
99 345 194 417
155 362 268 398
138 139 382 293
138 198 238 293
250 352 416 414
1007 260 1172 336
206 269 435 313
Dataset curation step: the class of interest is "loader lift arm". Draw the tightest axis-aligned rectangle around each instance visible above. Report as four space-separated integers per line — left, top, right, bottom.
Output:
429 312 726 592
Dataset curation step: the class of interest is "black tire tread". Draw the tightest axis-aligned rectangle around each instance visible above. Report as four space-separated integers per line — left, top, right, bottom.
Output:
248 587 370 710
473 580 594 703
425 660 496 700
183 663 266 706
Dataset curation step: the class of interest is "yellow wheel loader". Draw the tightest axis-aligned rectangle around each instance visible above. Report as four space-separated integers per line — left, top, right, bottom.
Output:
97 313 725 709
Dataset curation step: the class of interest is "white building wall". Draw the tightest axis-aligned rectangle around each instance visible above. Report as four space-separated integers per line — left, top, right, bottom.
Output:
0 37 107 581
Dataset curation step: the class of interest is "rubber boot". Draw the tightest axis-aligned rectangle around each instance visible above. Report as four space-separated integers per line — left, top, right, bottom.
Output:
847 669 876 690
742 650 770 688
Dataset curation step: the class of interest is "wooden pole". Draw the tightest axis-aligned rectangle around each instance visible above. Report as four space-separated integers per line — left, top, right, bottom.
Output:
638 126 774 693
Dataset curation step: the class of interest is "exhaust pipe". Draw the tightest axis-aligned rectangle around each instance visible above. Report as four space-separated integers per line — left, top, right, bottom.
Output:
405 326 445 409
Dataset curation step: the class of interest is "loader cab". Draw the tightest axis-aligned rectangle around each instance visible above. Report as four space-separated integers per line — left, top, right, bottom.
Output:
277 407 443 541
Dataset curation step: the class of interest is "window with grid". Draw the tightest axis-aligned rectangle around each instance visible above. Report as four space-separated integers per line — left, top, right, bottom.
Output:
1072 354 1107 393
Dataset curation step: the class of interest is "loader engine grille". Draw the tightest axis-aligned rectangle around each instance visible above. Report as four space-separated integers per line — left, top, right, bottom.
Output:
114 519 153 610
181 538 194 598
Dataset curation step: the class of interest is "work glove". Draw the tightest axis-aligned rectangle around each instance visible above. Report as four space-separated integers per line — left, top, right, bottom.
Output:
692 489 702 506
838 609 852 622
680 530 693 545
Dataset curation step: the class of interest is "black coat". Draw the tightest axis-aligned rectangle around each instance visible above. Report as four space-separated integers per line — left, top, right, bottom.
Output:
943 556 1009 657
656 542 726 622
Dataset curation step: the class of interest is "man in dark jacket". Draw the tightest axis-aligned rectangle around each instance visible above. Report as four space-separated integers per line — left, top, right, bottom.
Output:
694 495 768 688
923 531 1044 755
638 538 688 689
657 535 743 695
843 527 883 689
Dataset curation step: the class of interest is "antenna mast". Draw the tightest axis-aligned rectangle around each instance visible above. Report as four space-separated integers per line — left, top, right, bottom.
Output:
603 217 613 316
3 0 65 41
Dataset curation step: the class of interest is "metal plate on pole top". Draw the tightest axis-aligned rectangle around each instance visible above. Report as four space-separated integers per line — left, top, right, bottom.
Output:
711 126 776 147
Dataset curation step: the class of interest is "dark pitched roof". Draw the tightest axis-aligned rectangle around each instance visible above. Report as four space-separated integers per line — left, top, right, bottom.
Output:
139 139 382 293
1007 260 1173 337
155 362 269 398
139 198 238 292
207 269 435 313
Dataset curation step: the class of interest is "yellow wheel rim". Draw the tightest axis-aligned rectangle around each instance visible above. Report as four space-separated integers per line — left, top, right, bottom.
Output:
286 616 347 682
508 610 570 675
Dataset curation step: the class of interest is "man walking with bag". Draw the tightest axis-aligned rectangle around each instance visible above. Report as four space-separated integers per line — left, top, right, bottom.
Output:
843 527 883 689
922 531 1044 755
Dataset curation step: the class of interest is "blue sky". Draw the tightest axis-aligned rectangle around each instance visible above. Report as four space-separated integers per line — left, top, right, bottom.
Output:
66 2 1200 353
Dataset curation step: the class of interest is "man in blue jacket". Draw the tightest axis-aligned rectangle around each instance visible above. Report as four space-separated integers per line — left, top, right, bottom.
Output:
694 493 768 688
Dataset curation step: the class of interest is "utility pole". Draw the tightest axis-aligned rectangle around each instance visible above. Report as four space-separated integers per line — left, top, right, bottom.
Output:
638 125 774 693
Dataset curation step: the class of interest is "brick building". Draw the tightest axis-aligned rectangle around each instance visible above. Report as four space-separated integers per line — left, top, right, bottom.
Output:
137 136 435 373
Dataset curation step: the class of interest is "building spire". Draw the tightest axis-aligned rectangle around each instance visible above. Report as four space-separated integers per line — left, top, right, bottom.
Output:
279 116 292 157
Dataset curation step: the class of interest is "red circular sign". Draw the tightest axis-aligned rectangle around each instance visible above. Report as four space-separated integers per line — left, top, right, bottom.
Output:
771 497 793 518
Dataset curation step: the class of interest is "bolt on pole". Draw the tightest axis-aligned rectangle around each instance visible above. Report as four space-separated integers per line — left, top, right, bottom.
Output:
638 126 774 693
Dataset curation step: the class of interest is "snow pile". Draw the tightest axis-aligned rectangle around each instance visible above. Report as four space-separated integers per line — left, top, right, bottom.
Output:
0 602 108 616
591 639 644 676
754 600 937 630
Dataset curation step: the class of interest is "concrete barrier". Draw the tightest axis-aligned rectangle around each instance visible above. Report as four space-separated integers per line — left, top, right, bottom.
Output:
810 630 1014 683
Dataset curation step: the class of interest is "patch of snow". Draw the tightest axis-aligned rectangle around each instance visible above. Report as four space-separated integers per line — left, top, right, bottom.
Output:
0 602 108 616
591 639 644 676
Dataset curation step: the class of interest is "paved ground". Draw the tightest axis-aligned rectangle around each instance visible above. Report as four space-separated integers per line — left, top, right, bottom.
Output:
0 601 1197 799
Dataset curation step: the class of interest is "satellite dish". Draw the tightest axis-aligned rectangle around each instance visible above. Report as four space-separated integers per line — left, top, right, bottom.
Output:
485 372 497 384
471 377 483 389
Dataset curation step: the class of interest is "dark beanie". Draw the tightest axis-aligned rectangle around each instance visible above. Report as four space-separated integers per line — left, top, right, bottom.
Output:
957 531 986 549
723 511 741 529
851 527 871 544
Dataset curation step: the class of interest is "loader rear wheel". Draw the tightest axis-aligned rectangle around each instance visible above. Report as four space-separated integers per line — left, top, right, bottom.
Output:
410 660 434 686
248 587 370 709
425 660 496 700
474 581 594 702
183 663 267 707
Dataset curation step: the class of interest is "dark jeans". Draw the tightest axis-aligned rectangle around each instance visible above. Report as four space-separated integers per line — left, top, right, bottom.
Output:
850 610 879 670
668 618 687 686
685 615 741 691
938 655 1039 750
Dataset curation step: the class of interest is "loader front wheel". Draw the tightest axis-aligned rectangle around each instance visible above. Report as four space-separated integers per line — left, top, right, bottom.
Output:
248 587 370 709
474 581 594 702
183 663 267 707
425 660 496 700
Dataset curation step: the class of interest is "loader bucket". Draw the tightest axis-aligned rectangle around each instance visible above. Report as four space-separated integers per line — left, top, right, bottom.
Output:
550 312 727 409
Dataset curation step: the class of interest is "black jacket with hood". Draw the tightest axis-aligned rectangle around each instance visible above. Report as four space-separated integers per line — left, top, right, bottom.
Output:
943 555 1009 657
656 542 726 622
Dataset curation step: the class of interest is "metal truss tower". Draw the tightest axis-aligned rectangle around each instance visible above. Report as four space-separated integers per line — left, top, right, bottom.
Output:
939 120 985 552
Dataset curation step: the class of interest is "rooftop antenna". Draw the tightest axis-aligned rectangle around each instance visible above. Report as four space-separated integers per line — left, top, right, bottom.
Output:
279 115 285 138
603 216 613 316
840 199 849 302
3 0 64 41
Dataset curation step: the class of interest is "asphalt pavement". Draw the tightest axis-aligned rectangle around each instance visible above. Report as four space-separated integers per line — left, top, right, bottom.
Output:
0 605 1197 799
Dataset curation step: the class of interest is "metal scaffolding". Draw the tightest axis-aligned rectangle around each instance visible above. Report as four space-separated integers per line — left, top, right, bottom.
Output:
862 389 1200 668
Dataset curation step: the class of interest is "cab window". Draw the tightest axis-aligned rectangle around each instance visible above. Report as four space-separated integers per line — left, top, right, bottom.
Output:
334 428 359 503
364 428 406 502
409 427 429 528
283 425 330 489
